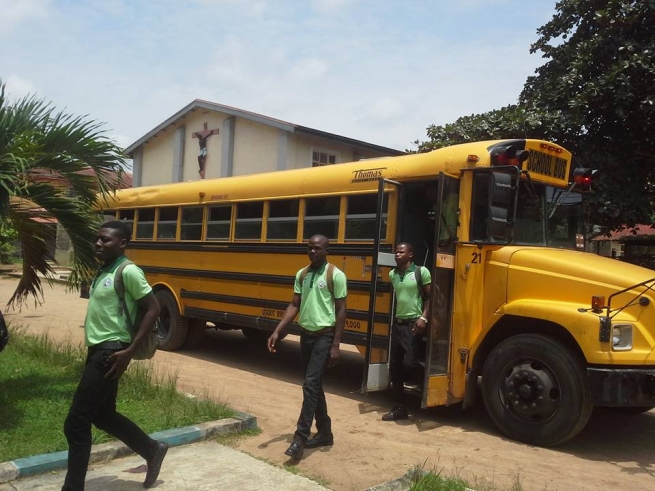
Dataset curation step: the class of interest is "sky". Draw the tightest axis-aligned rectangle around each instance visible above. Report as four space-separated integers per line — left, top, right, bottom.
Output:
1 0 558 155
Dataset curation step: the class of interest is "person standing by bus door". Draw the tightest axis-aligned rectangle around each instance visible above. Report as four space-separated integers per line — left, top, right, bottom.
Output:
382 242 431 421
268 234 348 460
61 221 167 490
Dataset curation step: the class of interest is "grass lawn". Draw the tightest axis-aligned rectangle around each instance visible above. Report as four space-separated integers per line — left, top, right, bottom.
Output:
0 326 235 462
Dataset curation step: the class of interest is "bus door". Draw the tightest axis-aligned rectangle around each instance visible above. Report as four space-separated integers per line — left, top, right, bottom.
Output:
422 174 459 408
361 178 402 393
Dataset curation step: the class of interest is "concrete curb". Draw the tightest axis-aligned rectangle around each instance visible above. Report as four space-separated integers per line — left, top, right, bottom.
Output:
0 412 257 485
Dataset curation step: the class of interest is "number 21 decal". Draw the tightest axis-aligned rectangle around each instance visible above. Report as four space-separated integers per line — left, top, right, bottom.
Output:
471 252 482 264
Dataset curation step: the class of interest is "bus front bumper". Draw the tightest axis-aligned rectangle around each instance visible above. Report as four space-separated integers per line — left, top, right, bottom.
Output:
588 367 655 407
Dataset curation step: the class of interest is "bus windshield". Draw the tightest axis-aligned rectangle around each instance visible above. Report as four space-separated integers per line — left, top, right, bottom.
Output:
514 180 583 249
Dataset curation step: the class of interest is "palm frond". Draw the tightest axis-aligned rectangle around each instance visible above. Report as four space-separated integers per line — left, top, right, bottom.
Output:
0 78 127 306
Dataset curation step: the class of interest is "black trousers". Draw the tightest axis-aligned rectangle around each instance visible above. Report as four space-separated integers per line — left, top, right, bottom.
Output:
294 331 333 442
389 321 424 404
62 346 157 491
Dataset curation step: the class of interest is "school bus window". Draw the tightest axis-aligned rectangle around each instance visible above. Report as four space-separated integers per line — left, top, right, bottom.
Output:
206 205 231 241
304 196 340 240
345 193 388 241
235 202 263 240
157 207 178 240
267 199 299 241
135 209 155 240
116 209 133 236
181 206 203 241
102 210 117 222
470 174 489 241
514 184 546 245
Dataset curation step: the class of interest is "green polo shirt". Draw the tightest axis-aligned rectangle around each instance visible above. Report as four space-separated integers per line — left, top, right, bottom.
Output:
84 256 152 347
389 263 431 320
293 262 347 331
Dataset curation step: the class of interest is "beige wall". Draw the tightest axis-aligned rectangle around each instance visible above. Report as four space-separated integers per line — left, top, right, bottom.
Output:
142 126 176 185
137 107 399 186
232 119 279 175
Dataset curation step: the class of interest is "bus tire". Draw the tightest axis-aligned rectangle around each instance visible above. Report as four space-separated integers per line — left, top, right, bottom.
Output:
184 319 206 349
481 333 592 447
155 290 189 351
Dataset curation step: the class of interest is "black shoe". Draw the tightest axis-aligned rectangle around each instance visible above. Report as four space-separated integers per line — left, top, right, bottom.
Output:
284 437 304 460
305 432 334 449
144 441 168 488
382 404 408 421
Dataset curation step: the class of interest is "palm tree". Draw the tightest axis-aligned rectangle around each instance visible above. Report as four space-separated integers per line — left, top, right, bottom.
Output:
0 79 127 307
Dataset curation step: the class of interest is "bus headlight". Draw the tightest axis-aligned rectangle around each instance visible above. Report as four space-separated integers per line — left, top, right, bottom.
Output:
612 324 633 351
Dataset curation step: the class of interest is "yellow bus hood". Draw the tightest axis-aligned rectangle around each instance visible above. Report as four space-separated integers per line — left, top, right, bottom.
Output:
496 247 655 298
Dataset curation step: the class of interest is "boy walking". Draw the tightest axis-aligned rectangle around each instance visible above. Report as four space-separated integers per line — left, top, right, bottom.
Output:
268 234 347 460
62 221 167 490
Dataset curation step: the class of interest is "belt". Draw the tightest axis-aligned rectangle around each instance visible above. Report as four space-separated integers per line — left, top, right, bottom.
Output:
89 340 131 353
302 327 335 337
395 318 419 325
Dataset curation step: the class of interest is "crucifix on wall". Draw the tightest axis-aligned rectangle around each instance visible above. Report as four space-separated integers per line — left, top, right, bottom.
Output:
192 122 219 179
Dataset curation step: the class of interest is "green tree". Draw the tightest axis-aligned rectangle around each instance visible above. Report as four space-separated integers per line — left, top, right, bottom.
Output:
412 105 568 153
414 1 655 231
521 0 655 231
0 80 127 307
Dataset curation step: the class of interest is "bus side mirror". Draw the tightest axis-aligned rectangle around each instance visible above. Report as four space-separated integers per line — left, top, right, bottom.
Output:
487 172 515 241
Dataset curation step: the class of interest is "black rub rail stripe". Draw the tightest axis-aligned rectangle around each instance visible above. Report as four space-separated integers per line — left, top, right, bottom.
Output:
128 241 392 256
181 290 390 324
143 266 391 293
184 307 390 349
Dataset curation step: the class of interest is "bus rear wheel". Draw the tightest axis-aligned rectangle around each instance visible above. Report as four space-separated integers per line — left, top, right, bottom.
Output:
481 334 592 447
155 290 189 351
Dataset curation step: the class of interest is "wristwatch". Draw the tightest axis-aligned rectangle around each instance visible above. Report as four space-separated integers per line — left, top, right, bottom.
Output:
419 316 428 323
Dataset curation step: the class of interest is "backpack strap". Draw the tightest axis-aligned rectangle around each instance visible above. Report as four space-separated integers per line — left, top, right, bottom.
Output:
414 265 428 301
114 259 135 329
299 263 335 296
326 263 335 296
298 265 310 292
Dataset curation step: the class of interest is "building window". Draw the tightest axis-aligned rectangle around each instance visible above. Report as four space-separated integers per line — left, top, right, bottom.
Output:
312 151 337 167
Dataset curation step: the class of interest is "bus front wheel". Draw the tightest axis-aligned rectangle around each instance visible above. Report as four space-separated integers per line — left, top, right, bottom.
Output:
481 334 592 447
155 290 189 351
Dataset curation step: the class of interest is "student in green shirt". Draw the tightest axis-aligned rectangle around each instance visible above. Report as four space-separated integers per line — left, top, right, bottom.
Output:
268 235 347 460
382 242 431 422
62 221 167 490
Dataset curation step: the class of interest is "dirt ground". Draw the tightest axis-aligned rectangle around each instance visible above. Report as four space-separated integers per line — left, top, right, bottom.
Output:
2 275 655 491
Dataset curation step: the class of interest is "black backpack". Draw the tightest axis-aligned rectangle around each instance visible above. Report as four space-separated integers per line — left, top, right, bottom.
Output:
114 260 158 360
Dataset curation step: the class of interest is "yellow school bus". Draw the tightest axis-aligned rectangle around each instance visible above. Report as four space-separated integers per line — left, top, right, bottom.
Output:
101 139 655 446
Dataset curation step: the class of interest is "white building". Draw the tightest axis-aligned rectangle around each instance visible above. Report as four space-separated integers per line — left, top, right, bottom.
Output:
125 99 404 187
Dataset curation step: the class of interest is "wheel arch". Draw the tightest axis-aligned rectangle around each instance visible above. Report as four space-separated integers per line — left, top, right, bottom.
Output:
472 315 587 373
464 315 587 408
150 282 183 313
